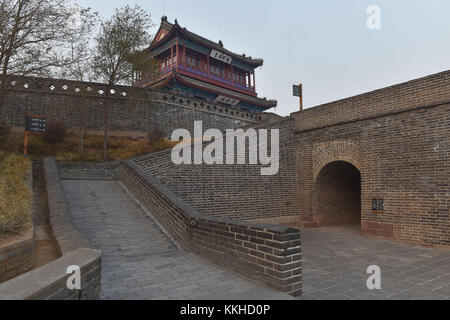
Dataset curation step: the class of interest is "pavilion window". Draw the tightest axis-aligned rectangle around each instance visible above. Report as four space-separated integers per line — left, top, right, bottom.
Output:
187 55 198 69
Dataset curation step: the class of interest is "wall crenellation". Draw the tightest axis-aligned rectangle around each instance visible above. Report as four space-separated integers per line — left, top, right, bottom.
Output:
1 75 264 133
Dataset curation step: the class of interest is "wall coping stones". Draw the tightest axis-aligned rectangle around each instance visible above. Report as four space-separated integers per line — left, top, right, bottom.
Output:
43 158 94 255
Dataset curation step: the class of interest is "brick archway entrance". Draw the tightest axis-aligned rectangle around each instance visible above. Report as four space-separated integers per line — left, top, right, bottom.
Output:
313 161 361 227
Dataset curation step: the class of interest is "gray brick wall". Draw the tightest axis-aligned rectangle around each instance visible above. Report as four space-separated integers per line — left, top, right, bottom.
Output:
1 75 261 136
133 118 301 221
119 160 302 296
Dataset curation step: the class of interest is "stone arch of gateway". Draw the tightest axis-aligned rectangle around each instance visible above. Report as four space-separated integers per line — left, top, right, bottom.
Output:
293 71 449 246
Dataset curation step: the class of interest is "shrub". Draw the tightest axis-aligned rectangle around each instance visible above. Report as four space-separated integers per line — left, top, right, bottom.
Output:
153 139 178 152
0 119 11 138
147 126 165 144
0 154 32 236
44 121 67 144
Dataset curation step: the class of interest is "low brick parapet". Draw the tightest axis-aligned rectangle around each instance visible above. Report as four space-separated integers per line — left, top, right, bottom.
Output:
0 248 101 300
120 160 302 296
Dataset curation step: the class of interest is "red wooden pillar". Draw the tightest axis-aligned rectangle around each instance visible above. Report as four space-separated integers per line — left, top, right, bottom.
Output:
176 38 179 67
231 64 234 84
182 43 186 66
207 55 210 76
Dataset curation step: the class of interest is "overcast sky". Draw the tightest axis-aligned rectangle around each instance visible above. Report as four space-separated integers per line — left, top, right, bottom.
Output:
75 0 450 116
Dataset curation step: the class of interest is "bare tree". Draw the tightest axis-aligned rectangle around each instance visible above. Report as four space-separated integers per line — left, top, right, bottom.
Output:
0 0 96 110
59 4 98 156
92 4 153 160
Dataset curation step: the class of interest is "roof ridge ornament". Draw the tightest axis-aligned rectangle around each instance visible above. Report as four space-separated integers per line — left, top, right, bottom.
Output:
161 16 168 22
218 40 223 47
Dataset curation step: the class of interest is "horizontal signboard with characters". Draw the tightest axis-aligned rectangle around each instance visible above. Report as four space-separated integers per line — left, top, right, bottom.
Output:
214 95 240 106
210 49 232 64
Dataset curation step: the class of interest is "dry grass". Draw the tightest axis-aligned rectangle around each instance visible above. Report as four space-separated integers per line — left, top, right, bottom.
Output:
0 152 32 237
0 131 178 162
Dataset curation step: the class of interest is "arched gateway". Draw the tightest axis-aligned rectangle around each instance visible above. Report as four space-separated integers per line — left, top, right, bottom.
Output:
298 140 363 228
314 161 361 226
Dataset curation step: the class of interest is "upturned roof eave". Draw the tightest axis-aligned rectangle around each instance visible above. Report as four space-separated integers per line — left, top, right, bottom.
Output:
146 21 264 68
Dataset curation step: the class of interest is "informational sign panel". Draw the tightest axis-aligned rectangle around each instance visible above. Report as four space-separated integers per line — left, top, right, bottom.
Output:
293 85 301 97
372 199 378 211
25 115 47 132
210 49 232 64
377 199 384 212
214 95 240 106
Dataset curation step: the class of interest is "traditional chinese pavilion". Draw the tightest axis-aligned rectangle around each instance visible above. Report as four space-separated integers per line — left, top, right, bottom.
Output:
134 17 277 113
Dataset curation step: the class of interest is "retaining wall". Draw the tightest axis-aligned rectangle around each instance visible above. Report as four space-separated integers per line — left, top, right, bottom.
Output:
0 158 101 300
120 160 302 296
0 167 35 283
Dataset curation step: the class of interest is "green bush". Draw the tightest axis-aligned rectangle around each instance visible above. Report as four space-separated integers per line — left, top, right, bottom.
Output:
0 154 32 236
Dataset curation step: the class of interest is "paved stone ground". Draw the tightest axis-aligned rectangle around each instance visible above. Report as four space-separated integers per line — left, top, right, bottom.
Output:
301 226 450 300
62 180 450 300
62 180 292 300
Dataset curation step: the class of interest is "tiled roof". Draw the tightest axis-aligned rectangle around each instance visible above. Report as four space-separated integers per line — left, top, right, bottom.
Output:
174 73 276 109
141 71 276 109
149 17 264 68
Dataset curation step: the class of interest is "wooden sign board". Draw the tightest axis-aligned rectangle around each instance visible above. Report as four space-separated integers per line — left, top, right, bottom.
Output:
210 49 232 64
293 85 301 97
25 115 47 133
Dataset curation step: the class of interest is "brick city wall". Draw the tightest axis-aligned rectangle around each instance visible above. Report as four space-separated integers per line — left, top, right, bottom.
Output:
294 71 450 247
120 160 302 296
0 75 262 136
133 118 301 221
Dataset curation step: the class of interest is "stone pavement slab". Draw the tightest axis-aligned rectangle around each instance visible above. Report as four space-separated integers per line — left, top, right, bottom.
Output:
300 227 450 300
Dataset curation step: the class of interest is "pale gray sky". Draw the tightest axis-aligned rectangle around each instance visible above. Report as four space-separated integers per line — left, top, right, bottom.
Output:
76 0 450 115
